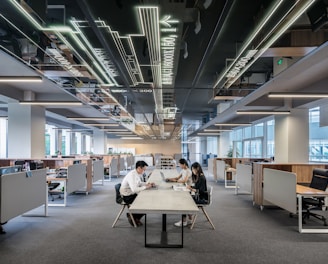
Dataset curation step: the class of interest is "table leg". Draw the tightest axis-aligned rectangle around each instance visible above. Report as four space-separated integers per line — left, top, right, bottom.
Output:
144 214 184 248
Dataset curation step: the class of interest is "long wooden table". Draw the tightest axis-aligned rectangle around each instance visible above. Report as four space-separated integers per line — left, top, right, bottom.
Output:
297 184 328 234
129 169 199 248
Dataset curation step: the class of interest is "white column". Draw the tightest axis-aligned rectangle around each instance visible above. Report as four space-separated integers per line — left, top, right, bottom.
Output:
8 103 45 158
93 129 107 154
274 109 309 163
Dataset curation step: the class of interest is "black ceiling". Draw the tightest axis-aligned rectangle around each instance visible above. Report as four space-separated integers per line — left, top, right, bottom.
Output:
1 0 328 139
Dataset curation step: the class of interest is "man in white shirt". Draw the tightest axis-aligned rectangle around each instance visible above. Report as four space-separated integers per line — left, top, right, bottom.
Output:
120 160 155 226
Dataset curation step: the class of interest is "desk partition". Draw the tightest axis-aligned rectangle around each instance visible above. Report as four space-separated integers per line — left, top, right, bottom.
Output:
92 160 104 183
0 169 47 223
235 164 253 195
66 164 87 194
263 168 297 214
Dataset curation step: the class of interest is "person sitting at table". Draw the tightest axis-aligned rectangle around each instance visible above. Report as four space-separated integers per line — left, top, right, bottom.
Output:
166 158 192 185
120 160 155 226
174 161 208 227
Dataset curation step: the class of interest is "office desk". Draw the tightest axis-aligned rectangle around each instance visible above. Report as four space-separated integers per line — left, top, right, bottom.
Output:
47 176 67 207
297 184 328 234
129 169 199 248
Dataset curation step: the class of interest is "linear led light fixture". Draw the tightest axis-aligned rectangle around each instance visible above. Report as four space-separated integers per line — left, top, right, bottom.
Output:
6 2 118 87
106 131 133 134
120 137 143 140
84 123 119 127
236 110 290 115
19 101 83 106
197 133 220 136
213 0 284 88
100 129 129 132
67 117 110 121
204 129 232 132
225 0 316 88
213 96 243 101
268 93 328 98
215 123 251 126
0 76 42 82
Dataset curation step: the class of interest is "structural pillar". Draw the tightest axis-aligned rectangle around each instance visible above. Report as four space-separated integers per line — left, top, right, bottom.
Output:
274 108 309 163
7 103 45 159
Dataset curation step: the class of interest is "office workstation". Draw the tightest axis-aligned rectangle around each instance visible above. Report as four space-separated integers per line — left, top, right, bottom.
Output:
2 0 328 263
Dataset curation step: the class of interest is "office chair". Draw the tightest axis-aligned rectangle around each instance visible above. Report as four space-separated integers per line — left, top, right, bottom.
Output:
112 183 137 228
302 168 328 226
190 185 215 230
48 182 63 201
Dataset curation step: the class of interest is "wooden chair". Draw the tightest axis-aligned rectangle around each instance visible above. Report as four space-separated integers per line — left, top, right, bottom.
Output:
190 185 215 230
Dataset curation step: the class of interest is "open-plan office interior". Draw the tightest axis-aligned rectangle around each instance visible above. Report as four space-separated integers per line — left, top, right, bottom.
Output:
1 0 328 263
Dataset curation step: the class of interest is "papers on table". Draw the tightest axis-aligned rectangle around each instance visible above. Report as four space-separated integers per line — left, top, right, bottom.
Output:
173 185 189 192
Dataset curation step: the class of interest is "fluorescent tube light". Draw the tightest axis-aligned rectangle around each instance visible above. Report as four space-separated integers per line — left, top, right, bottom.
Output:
236 110 290 115
20 101 83 106
0 76 42 82
268 93 328 98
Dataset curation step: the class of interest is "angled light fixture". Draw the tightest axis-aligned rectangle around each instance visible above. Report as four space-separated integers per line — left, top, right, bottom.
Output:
268 93 328 98
0 76 42 82
215 123 251 126
19 101 83 106
236 110 290 115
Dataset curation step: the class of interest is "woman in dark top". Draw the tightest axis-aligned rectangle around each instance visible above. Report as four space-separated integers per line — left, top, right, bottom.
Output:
189 162 208 204
174 162 208 227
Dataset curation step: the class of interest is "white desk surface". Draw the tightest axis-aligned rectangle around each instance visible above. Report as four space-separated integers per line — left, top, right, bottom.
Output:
129 169 199 215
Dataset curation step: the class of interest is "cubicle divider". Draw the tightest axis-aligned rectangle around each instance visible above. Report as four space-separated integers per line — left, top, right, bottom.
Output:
110 158 119 178
66 164 87 194
1 168 47 224
92 159 104 185
119 157 125 172
215 160 226 182
235 163 253 195
263 168 297 214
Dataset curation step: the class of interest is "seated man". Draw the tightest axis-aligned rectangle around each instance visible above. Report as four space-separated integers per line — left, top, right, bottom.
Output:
119 160 155 226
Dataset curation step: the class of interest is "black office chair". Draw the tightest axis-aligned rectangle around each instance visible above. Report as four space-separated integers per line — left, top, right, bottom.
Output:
112 183 137 228
302 168 328 226
48 182 63 201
